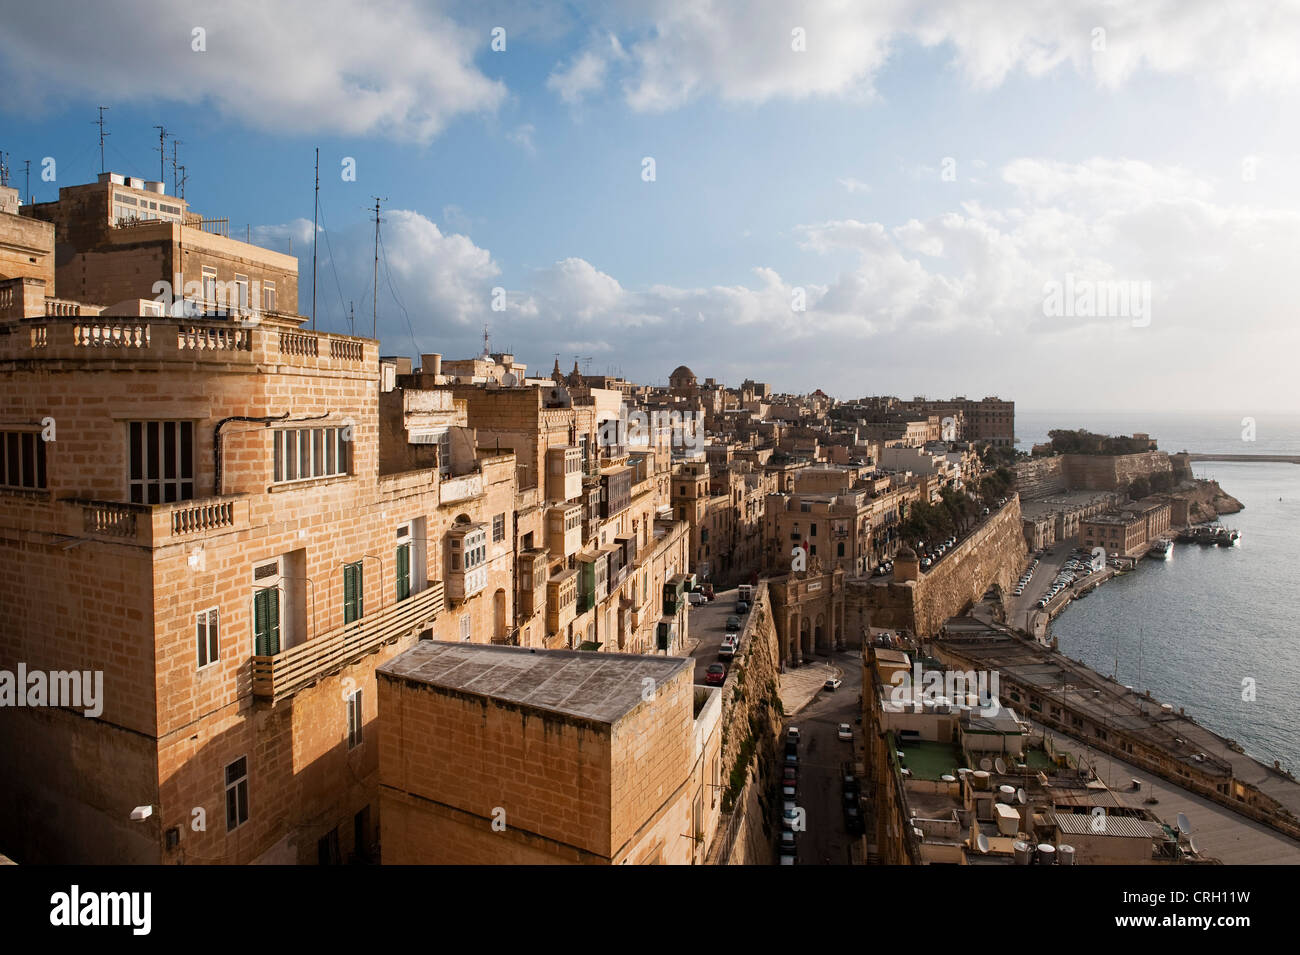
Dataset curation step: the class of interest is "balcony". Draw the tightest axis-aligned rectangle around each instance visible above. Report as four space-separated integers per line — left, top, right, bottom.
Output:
252 580 445 705
71 495 251 547
1 316 369 370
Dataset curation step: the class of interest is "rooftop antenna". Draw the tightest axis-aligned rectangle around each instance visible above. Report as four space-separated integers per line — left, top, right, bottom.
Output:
170 139 182 194
24 159 31 205
153 125 168 182
311 147 319 330
176 164 188 200
348 301 355 336
94 106 109 174
370 195 387 338
0 151 7 188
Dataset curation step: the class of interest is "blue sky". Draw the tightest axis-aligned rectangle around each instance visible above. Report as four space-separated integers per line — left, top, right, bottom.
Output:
3 1 1299 411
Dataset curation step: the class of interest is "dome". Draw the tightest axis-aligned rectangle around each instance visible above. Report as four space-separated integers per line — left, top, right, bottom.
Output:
670 365 696 381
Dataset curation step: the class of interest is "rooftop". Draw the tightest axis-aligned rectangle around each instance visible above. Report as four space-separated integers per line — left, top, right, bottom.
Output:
377 641 689 724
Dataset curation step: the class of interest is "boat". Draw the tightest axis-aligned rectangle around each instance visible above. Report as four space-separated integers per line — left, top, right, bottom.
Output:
1217 528 1240 547
1148 538 1173 559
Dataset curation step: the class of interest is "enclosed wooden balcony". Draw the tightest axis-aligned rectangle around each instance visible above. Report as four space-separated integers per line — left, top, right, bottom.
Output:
252 580 445 705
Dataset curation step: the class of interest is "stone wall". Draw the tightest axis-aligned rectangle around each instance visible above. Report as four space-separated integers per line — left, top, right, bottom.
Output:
1062 451 1173 491
706 580 782 864
1012 456 1065 500
852 499 1028 638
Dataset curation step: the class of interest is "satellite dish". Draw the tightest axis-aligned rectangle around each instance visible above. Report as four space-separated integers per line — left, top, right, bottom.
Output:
994 757 1007 774
501 372 517 387
1176 813 1192 835
976 833 989 854
1188 835 1200 854
980 757 993 771
1016 789 1027 805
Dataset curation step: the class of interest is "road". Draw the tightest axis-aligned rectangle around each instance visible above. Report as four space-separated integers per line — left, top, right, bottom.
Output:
686 585 744 684
778 648 863 865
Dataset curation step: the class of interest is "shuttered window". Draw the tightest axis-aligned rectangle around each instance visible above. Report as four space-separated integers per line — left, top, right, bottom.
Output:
253 586 280 655
395 543 411 602
343 561 363 624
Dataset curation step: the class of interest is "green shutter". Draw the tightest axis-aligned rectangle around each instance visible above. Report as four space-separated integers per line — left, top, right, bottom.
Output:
395 544 411 602
344 562 363 624
254 586 280 656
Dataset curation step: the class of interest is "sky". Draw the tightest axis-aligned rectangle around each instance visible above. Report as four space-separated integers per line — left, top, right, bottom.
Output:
2 0 1299 412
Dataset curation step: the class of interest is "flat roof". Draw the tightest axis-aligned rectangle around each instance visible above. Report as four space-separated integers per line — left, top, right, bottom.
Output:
377 641 689 724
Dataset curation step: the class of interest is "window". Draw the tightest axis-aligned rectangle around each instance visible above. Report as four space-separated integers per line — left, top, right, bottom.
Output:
202 266 217 305
253 586 280 655
196 608 219 668
343 561 364 624
225 757 249 831
234 273 249 310
0 431 47 490
128 421 194 503
346 689 363 749
273 426 349 483
492 513 505 543
395 541 411 602
459 614 471 642
262 281 276 313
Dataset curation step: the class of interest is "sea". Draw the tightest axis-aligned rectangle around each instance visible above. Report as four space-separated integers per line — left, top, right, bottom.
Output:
1015 410 1300 773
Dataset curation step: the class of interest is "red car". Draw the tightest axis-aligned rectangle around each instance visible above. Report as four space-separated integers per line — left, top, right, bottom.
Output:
705 663 726 685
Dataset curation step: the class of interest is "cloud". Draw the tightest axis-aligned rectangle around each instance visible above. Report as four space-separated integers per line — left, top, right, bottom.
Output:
547 35 625 104
0 0 505 142
837 177 872 194
573 0 1300 112
266 155 1300 408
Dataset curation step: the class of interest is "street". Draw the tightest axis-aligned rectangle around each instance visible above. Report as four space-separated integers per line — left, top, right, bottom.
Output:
778 647 863 865
685 585 748 684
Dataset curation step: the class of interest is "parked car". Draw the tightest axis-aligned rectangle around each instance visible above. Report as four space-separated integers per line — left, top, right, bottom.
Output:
779 830 797 853
842 773 860 797
782 780 796 798
736 600 750 614
782 804 802 830
824 677 843 691
782 765 798 785
688 591 708 606
837 723 853 741
786 726 801 744
725 615 741 631
718 641 735 660
705 663 726 686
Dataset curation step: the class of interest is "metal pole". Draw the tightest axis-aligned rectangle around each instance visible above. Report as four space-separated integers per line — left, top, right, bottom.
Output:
311 147 319 330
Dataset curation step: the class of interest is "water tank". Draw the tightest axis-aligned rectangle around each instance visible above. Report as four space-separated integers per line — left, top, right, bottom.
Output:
1161 703 1174 715
972 770 991 790
1013 841 1032 865
1036 843 1056 864
941 774 956 784
998 785 1016 803
1058 844 1076 866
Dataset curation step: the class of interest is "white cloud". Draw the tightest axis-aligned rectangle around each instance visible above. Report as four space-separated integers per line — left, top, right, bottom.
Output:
579 0 1300 112
547 35 625 104
0 0 504 142
837 177 872 194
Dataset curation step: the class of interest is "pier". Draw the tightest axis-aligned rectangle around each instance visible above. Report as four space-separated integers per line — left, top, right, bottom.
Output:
1185 453 1300 463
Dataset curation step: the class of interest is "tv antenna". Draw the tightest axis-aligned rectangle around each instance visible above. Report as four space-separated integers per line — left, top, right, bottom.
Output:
94 106 110 174
170 140 183 195
370 196 387 338
153 125 168 182
311 148 319 329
